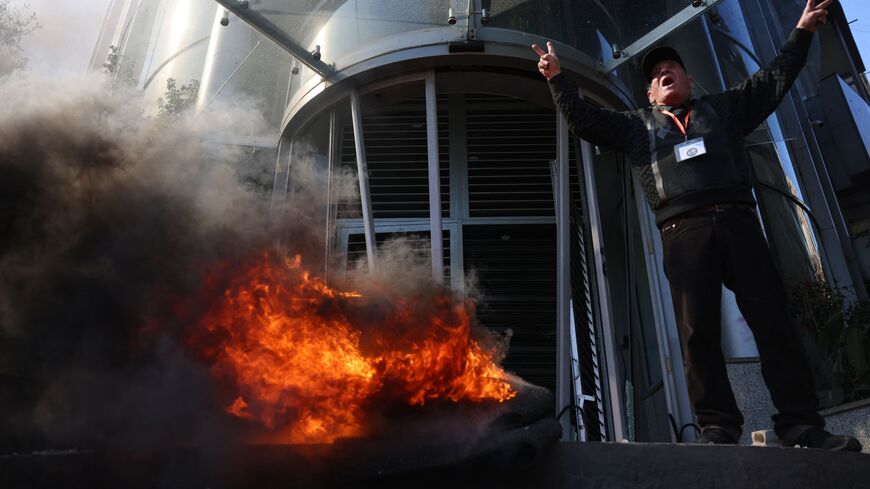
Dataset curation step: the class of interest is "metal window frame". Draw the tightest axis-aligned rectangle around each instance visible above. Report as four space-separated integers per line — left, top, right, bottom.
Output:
746 0 868 300
555 115 573 439
311 70 694 443
335 222 456 282
270 136 292 205
324 109 339 281
631 181 695 441
576 136 626 442
425 71 445 282
350 88 378 272
550 140 602 442
448 93 468 292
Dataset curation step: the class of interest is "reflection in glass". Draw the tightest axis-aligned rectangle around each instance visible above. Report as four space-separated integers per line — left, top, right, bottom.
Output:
708 1 821 283
482 0 692 64
747 144 820 283
115 0 215 115
115 0 163 87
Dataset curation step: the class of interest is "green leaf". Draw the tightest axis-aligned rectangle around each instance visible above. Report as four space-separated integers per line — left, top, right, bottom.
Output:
817 311 845 354
831 363 845 389
845 326 868 376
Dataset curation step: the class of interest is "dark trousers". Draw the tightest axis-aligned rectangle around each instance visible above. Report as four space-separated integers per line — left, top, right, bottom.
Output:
660 206 824 434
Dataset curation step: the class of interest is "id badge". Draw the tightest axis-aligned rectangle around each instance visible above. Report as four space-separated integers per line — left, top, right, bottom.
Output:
675 137 707 162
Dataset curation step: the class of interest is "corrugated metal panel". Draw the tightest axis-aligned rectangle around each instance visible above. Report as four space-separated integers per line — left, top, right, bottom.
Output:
346 230 451 284
466 94 557 217
570 202 606 441
337 97 449 219
336 92 607 438
463 224 557 391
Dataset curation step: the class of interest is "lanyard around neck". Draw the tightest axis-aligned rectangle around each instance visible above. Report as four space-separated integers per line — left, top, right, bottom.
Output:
659 109 692 140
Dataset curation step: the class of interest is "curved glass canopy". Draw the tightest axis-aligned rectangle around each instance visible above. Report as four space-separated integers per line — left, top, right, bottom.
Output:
214 0 725 77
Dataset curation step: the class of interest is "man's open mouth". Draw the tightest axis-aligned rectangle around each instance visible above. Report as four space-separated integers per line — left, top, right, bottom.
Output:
661 75 675 88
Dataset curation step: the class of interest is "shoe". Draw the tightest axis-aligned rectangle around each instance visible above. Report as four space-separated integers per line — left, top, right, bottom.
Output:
779 425 862 452
697 425 741 445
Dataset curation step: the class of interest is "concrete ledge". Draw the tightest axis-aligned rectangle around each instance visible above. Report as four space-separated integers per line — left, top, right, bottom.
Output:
820 396 870 417
3 441 870 488
521 442 870 489
822 397 870 454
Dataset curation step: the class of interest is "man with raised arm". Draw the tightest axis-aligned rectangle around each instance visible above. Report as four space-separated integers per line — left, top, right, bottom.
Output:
533 0 861 451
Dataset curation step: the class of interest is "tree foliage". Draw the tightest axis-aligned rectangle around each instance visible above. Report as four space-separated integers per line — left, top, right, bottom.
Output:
0 0 39 75
157 78 201 122
789 280 870 407
103 45 119 76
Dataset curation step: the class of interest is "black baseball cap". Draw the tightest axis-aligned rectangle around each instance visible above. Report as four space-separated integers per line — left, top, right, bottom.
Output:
641 46 685 83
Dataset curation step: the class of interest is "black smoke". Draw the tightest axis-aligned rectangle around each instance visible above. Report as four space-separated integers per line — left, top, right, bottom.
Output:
0 73 517 469
0 73 332 453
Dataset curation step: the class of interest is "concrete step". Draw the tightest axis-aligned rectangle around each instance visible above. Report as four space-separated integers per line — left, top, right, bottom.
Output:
519 441 870 489
3 441 869 488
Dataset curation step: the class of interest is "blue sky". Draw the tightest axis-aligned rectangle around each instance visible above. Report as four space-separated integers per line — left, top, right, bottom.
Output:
842 0 870 73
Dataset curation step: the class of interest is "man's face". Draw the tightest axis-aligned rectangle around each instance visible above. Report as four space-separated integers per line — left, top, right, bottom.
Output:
647 59 694 106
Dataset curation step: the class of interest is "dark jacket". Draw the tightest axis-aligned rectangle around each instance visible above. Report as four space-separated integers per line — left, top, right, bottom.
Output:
548 28 813 226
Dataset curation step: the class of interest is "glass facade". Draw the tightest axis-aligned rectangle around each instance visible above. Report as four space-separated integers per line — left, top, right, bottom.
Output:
114 0 163 87
114 0 214 108
198 18 293 135
247 0 463 105
247 0 458 57
112 0 291 135
483 0 691 63
707 0 821 284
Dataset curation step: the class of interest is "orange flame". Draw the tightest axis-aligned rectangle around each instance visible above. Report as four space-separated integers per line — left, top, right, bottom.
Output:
191 253 515 444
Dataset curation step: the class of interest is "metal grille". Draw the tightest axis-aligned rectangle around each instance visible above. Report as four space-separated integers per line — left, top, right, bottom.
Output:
463 224 557 391
548 138 607 442
346 230 451 284
335 91 607 438
337 97 449 219
568 138 607 441
466 94 558 217
569 200 607 441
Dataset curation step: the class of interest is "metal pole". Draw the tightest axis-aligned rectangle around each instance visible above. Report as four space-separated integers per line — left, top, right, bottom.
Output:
350 89 377 271
425 72 444 283
551 157 587 441
325 110 337 281
556 115 572 440
448 94 467 293
270 139 284 205
282 138 294 200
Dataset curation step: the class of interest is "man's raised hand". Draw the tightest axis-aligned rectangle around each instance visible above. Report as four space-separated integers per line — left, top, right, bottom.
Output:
797 0 833 32
532 41 561 80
